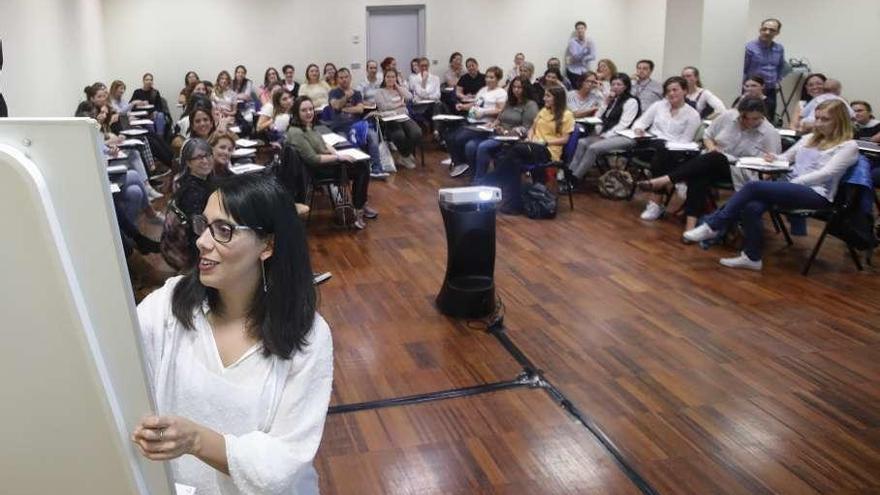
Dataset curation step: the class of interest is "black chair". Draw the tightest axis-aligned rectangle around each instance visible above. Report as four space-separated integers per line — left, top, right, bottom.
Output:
277 145 353 226
770 181 873 275
524 124 584 210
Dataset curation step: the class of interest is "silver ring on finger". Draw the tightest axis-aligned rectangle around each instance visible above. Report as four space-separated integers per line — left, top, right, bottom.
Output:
158 428 165 441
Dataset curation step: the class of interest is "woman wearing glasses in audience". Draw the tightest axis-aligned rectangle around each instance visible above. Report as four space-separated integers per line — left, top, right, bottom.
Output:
566 71 604 118
281 64 300 97
173 138 215 223
133 173 331 495
178 71 200 106
682 66 725 119
567 73 641 182
299 64 331 109
445 66 507 177
637 96 781 237
287 96 376 229
732 75 771 119
469 75 539 182
259 67 282 105
323 63 338 89
375 68 423 170
485 86 574 214
684 99 858 270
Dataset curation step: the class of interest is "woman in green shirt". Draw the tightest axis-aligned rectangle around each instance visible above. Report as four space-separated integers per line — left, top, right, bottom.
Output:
286 96 376 229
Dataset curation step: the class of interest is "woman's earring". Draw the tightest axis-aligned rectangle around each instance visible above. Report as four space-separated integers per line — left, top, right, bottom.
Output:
261 259 268 293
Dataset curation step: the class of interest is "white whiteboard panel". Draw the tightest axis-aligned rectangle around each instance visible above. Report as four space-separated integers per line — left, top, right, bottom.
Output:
0 119 172 494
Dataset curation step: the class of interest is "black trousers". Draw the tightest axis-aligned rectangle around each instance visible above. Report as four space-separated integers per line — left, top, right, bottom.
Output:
667 151 731 217
311 161 370 209
763 86 778 124
647 140 698 178
485 142 550 208
0 92 7 117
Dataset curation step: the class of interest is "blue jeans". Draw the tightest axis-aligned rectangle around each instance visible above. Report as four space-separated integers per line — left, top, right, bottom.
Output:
366 128 382 171
448 127 485 165
704 181 829 261
471 138 504 181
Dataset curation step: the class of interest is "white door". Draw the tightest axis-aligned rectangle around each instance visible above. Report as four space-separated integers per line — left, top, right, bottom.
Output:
366 6 424 72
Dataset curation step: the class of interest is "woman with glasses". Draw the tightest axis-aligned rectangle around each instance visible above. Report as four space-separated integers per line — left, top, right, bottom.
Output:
170 139 215 264
133 173 332 495
566 71 604 118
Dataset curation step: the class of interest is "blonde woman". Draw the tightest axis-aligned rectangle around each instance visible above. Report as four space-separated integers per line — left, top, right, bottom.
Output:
299 64 331 108
595 58 617 99
684 99 859 270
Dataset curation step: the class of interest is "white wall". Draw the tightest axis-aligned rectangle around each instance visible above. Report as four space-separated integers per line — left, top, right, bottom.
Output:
0 0 107 117
1 0 876 118
748 0 880 112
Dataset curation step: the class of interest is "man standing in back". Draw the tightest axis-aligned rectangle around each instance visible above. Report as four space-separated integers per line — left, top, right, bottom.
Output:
743 18 788 123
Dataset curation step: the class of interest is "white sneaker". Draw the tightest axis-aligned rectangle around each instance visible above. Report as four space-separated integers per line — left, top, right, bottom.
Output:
399 155 417 169
441 157 452 166
146 186 164 201
675 183 688 200
639 201 665 221
682 223 719 242
720 252 763 271
450 164 470 177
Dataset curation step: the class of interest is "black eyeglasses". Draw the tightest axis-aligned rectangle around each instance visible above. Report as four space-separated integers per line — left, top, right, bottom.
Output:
191 214 262 243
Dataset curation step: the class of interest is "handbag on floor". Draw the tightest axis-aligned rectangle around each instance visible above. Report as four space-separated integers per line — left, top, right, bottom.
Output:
374 116 396 172
521 183 558 219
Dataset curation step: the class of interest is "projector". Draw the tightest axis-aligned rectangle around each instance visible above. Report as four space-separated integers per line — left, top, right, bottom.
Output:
438 186 502 205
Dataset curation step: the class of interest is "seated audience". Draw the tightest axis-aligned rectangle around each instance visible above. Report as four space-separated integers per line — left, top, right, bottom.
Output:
257 88 294 145
374 68 423 169
681 66 725 118
170 137 215 267
232 65 256 114
323 63 338 88
446 66 507 177
518 61 542 103
444 52 465 89
568 73 641 180
259 67 282 105
565 21 597 85
504 52 525 86
456 58 487 103
209 130 237 178
470 76 539 181
211 70 237 117
798 79 855 131
131 73 163 109
178 71 200 106
281 64 300 97
408 57 440 102
732 75 772 119
631 59 663 110
546 57 572 90
852 100 880 142
187 105 217 141
357 60 382 104
637 96 781 234
485 86 574 214
633 76 703 220
684 99 859 271
109 80 144 116
595 58 618 99
790 72 826 132
300 64 331 108
77 82 108 116
566 71 604 118
327 68 386 178
287 96 376 229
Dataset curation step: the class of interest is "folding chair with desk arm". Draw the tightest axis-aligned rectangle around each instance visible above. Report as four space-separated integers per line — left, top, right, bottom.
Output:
769 157 877 275
275 144 355 227
521 123 583 211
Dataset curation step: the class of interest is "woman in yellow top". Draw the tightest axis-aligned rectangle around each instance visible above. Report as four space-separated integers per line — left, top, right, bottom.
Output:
484 85 574 214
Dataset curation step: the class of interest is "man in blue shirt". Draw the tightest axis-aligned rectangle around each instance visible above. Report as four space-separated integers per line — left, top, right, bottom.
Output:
743 18 788 122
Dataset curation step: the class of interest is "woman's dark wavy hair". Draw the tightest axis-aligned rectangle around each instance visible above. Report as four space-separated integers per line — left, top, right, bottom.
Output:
546 85 568 134
800 73 827 102
171 174 317 359
232 65 251 93
263 67 281 87
506 76 530 107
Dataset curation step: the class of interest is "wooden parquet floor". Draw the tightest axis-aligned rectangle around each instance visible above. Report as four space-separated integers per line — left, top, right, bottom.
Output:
307 148 880 495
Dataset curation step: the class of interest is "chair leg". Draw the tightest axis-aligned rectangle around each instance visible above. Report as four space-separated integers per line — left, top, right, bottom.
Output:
802 220 831 275
772 211 794 246
847 244 865 271
306 186 315 225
